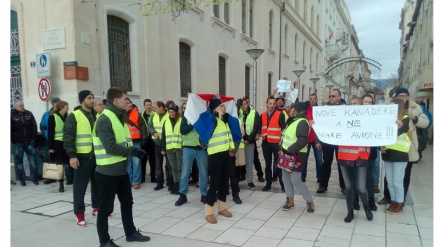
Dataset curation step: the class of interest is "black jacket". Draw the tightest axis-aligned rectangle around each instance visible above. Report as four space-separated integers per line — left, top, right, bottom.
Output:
11 109 38 144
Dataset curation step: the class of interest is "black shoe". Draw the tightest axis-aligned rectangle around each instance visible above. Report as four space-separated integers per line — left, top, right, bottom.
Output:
154 184 164 191
247 182 256 189
200 195 207 204
66 180 73 185
126 229 150 242
364 206 373 221
301 177 306 182
262 184 271 191
344 210 354 223
59 182 65 193
369 197 377 211
316 187 327 193
175 194 188 206
258 176 265 182
100 239 120 247
43 179 56 184
20 180 26 186
233 195 242 204
33 181 39 185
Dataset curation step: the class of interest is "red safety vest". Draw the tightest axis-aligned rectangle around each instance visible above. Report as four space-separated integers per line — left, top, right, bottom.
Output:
338 145 370 161
127 110 141 140
261 110 282 143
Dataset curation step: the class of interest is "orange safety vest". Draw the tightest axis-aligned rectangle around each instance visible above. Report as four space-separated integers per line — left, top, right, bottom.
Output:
127 110 141 140
338 145 370 161
261 110 282 143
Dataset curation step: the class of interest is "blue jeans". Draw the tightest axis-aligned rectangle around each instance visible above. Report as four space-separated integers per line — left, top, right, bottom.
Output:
302 142 323 181
340 161 368 211
179 147 208 196
127 142 141 185
373 149 380 185
384 161 407 203
14 142 37 182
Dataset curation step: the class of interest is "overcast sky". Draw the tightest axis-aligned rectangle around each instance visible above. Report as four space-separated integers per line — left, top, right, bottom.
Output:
344 0 406 80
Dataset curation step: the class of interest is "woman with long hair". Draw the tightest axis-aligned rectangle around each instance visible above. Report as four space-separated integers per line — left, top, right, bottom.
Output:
381 98 410 214
48 101 73 192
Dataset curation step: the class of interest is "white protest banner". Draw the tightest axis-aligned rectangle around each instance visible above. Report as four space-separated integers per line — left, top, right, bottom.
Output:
276 80 292 92
312 105 399 146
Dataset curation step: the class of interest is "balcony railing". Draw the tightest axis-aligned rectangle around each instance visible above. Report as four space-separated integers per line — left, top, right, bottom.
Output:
326 43 341 61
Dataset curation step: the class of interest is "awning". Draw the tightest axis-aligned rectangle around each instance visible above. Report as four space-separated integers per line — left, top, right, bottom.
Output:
418 82 433 92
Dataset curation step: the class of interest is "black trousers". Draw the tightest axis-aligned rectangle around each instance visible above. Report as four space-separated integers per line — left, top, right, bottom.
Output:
206 151 230 205
95 172 136 244
141 140 156 183
229 156 240 196
154 144 173 186
73 156 99 214
319 143 345 189
261 141 284 190
383 162 413 202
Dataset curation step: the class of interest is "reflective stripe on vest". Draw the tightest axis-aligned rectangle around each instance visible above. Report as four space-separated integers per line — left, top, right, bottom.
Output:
338 146 370 161
164 118 182 149
261 110 282 143
127 110 141 140
281 118 309 153
244 109 256 135
207 118 233 155
93 109 133 166
152 112 169 140
53 114 64 141
72 110 93 153
182 118 200 147
385 115 411 153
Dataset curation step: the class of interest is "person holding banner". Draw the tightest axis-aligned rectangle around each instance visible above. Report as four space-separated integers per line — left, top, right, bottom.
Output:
279 102 315 213
380 98 410 215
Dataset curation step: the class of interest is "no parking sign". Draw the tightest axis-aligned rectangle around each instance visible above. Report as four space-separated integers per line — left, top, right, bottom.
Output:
38 78 51 101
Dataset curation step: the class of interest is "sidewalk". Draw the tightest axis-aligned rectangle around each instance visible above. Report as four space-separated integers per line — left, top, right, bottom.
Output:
10 145 434 247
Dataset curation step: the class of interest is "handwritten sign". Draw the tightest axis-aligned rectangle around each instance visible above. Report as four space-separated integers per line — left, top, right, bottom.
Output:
312 105 398 146
276 80 292 92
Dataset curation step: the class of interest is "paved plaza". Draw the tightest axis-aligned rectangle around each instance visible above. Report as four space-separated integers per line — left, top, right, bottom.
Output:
10 144 434 247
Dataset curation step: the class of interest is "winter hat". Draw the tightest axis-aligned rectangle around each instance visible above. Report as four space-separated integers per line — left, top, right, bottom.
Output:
51 97 60 104
395 87 409 96
167 103 179 112
292 102 308 113
78 90 94 104
209 98 223 111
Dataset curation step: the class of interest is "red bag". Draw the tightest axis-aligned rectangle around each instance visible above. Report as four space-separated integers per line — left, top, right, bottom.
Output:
277 150 300 173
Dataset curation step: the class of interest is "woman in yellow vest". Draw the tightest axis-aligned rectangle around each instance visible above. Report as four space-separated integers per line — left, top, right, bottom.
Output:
279 102 315 212
381 98 410 215
205 97 235 224
48 101 72 192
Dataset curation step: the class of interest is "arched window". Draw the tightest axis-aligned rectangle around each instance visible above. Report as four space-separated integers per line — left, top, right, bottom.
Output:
269 10 273 48
316 15 320 35
301 84 305 100
302 41 306 65
107 15 132 90
284 24 288 54
179 42 192 97
224 3 230 24
242 0 246 33
311 6 314 31
315 52 319 72
249 0 254 38
294 34 298 60
309 48 313 70
219 56 226 95
245 65 251 97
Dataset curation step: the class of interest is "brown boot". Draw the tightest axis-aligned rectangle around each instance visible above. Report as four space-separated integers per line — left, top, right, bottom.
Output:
390 203 403 215
378 197 391 205
218 200 232 217
205 204 217 224
306 201 315 213
282 198 295 211
385 202 396 213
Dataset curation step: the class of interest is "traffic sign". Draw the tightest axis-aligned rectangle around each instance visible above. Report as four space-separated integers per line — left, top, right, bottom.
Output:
36 52 51 78
38 78 51 101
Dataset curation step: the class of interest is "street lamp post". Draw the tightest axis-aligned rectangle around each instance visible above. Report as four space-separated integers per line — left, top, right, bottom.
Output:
293 69 305 100
310 77 320 94
246 49 265 108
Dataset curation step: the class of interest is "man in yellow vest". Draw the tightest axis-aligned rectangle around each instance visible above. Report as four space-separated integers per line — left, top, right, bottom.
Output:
93 87 149 247
125 98 148 189
63 90 99 227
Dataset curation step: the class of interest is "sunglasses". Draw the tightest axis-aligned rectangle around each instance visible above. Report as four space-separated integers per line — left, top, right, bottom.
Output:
329 95 338 98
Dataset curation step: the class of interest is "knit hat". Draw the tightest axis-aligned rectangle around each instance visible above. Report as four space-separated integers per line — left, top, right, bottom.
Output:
167 103 179 112
276 95 285 102
292 102 307 113
395 87 409 97
78 90 94 104
209 98 223 111
51 97 60 104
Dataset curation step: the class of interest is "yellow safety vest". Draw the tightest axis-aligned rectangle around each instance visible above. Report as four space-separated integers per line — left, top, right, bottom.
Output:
93 109 133 166
385 115 411 153
151 112 169 140
53 114 64 141
72 110 93 153
182 119 200 147
281 118 309 153
207 118 234 155
164 117 182 150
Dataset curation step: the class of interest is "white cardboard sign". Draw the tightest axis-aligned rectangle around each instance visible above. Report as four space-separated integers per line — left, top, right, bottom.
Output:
312 105 399 146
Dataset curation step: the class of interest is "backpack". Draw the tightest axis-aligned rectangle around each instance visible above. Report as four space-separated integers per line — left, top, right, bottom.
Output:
423 108 433 128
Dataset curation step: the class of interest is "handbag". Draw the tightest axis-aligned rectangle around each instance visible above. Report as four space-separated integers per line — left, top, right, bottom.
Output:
277 150 300 173
235 148 246 167
43 162 64 180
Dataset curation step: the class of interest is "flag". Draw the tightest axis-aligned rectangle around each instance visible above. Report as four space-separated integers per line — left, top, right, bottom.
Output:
328 32 334 40
220 96 241 143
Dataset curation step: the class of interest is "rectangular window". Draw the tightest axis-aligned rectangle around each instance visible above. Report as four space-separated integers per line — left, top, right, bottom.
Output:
245 66 251 98
268 73 272 97
179 42 192 97
214 5 220 18
224 3 230 24
219 56 226 95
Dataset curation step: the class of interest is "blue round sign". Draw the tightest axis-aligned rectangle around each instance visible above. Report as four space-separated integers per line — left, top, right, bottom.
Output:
39 54 47 67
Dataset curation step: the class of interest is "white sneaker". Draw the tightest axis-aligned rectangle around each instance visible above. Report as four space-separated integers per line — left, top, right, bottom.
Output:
75 214 86 227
